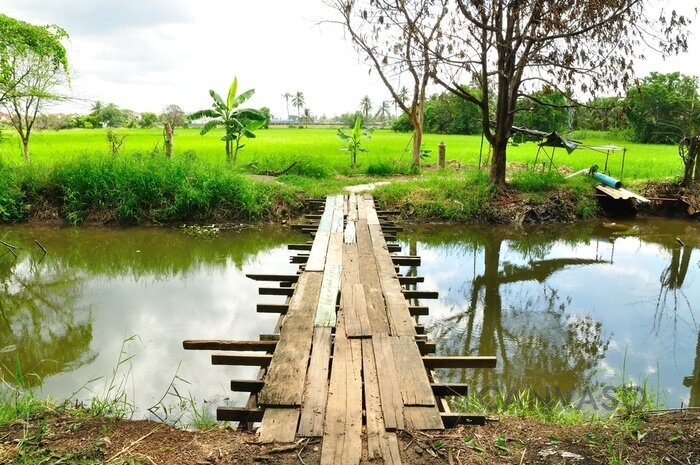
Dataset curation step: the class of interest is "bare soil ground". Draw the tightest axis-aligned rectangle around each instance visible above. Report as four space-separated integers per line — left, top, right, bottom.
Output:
1 410 698 464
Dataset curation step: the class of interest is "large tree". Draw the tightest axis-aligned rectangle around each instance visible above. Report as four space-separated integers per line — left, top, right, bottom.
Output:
327 0 449 168
429 1 692 187
0 14 69 163
625 72 700 144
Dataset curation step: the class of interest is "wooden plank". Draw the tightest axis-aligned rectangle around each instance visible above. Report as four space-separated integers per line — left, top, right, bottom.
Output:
372 334 404 431
391 336 436 407
217 407 264 423
211 354 272 366
288 244 312 250
306 196 336 272
183 340 276 351
315 263 341 327
259 287 294 296
315 198 344 327
343 283 372 338
421 356 497 369
402 290 439 299
408 306 429 316
368 223 416 336
347 194 358 221
344 220 356 244
257 303 289 314
399 276 425 285
298 327 333 437
431 383 469 397
404 406 444 430
355 218 390 334
361 338 384 459
230 380 265 393
259 408 300 443
441 413 486 427
391 256 421 266
320 313 362 465
364 195 380 225
258 272 323 406
246 274 299 282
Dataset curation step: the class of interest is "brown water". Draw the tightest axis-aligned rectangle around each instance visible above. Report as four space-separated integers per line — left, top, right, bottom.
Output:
0 219 698 422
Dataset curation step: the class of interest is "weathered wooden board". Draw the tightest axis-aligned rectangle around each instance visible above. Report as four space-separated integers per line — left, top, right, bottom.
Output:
320 313 363 465
368 222 415 336
371 334 404 431
347 194 358 222
404 407 444 430
343 283 372 338
315 263 341 327
258 272 323 407
305 196 336 272
298 327 333 437
391 336 436 407
344 220 356 244
259 408 300 443
315 199 344 327
355 217 390 334
361 338 393 460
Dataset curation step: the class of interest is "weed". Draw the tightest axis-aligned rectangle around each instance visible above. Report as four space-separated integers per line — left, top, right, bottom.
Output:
82 335 138 418
453 387 586 425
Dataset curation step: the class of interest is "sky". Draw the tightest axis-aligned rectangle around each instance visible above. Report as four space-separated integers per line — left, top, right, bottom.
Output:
3 0 700 118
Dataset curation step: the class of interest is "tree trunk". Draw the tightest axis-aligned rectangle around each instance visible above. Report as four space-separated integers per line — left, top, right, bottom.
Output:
490 137 507 188
163 122 173 159
412 129 422 167
22 138 30 163
225 140 231 163
694 137 700 183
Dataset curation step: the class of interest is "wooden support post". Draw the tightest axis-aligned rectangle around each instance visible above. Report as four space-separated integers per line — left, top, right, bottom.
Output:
438 141 445 168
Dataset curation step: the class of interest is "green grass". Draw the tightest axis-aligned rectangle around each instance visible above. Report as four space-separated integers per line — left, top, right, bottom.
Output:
0 127 683 182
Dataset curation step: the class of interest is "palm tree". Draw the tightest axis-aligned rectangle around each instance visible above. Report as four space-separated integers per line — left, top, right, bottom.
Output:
282 92 292 120
360 95 372 120
396 86 408 116
292 91 305 122
375 100 392 122
303 108 313 125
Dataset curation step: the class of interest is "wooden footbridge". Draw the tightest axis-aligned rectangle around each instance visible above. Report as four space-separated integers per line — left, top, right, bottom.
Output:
183 194 496 464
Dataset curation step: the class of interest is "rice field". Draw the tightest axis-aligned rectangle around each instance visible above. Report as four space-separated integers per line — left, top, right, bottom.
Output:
0 126 682 182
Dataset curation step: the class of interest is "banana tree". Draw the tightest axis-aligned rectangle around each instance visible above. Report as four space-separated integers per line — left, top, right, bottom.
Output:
190 77 266 163
337 116 373 166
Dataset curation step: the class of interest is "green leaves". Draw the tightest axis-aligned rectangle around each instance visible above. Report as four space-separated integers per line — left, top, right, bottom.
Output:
337 116 373 166
227 77 238 109
190 76 266 163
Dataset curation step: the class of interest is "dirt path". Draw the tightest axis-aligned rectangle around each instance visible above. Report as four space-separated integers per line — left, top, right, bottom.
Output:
2 410 697 464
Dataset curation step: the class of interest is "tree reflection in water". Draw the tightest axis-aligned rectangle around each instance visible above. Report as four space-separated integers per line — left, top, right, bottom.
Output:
0 248 95 387
426 230 611 405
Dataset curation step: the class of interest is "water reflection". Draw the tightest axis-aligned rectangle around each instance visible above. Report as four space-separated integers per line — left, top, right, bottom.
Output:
406 220 699 408
0 225 304 419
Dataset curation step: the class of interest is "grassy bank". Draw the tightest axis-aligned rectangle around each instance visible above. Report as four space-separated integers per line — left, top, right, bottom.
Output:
1 379 697 465
0 155 303 225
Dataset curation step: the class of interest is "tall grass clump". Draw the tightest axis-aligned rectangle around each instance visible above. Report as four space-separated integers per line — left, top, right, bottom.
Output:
48 153 298 225
0 162 40 222
374 170 494 221
0 357 48 427
510 169 566 192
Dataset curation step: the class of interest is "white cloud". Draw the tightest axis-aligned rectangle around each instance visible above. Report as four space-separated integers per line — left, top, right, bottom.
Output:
3 0 699 117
